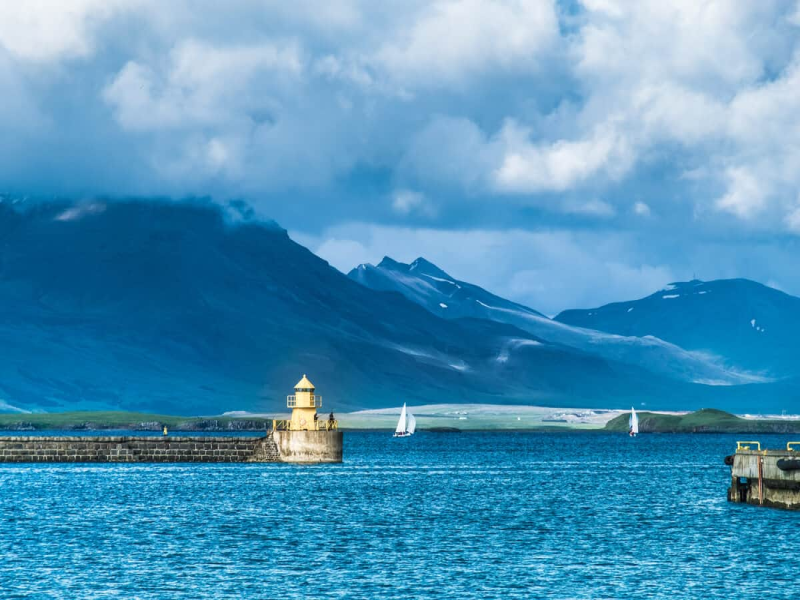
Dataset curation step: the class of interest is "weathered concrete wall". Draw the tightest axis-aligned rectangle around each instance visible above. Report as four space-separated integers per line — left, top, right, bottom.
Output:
728 451 800 510
0 436 281 463
272 430 343 463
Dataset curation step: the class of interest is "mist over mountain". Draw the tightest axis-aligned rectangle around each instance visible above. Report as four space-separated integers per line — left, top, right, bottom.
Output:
0 199 726 415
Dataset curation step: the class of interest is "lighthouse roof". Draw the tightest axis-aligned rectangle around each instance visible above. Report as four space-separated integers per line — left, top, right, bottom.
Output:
294 374 315 390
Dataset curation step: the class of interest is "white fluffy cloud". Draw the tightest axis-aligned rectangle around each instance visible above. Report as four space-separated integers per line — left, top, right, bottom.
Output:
104 40 303 131
376 0 559 88
6 0 799 229
0 0 133 61
391 189 436 217
715 167 767 219
564 1 800 228
493 120 633 193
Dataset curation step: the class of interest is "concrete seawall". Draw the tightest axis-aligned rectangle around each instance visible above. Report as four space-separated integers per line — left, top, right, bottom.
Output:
0 431 342 464
728 448 800 510
273 430 343 463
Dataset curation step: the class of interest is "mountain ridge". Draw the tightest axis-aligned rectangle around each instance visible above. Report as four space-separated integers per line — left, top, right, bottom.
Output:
0 199 796 415
348 257 767 387
555 278 800 377
0 199 724 415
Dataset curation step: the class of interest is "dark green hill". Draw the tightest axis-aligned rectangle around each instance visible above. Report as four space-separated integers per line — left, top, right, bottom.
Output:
604 408 800 433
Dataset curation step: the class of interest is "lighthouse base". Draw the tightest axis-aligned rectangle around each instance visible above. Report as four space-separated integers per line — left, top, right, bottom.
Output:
273 430 343 463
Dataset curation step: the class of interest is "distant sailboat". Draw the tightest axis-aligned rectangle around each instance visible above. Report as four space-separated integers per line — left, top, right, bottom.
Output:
629 407 639 437
394 403 416 437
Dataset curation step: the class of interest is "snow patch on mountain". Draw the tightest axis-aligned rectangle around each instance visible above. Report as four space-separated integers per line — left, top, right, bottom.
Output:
388 343 470 373
693 379 734 386
422 273 457 286
496 338 544 363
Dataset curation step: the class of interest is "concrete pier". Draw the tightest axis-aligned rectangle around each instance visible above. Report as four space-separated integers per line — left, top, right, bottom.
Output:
728 441 800 510
0 431 343 464
273 430 343 463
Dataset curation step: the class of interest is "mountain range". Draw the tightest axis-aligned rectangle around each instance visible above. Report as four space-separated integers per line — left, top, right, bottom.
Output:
555 279 800 378
348 258 764 386
0 199 797 415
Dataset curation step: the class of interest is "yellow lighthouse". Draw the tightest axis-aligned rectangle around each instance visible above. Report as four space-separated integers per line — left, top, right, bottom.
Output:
287 374 322 431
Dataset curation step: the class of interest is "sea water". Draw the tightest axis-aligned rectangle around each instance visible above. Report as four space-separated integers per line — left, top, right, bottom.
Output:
0 432 796 599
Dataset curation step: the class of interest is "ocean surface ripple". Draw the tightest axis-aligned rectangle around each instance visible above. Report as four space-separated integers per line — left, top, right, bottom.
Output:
0 432 797 599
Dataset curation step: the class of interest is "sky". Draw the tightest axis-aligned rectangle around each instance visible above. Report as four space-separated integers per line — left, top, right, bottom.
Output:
2 1 800 315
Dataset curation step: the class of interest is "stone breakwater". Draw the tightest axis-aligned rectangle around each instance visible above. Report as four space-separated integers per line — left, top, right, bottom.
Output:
0 431 343 464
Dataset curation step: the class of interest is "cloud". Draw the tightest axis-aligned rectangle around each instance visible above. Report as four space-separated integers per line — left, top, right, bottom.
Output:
0 0 132 61
307 237 372 272
563 198 615 218
103 39 303 131
716 167 767 219
391 189 436 218
493 120 633 193
399 116 495 191
784 204 800 234
563 1 800 226
2 0 800 306
3 0 798 223
375 0 559 89
573 1 778 90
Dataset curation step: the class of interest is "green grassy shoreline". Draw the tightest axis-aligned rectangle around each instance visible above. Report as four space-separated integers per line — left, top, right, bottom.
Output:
0 411 273 432
0 410 582 433
0 408 798 433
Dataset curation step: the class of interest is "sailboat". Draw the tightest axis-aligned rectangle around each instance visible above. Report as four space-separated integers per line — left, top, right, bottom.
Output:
393 403 416 438
629 407 639 437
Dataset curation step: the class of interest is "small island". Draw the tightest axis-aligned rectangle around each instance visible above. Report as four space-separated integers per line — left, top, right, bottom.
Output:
604 408 800 434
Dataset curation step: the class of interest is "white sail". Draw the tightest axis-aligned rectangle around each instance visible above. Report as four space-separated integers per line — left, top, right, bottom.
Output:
630 407 639 435
395 403 407 434
406 411 416 434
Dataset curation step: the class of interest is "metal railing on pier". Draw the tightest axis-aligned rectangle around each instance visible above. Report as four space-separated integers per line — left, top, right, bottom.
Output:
272 419 338 432
736 441 761 452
